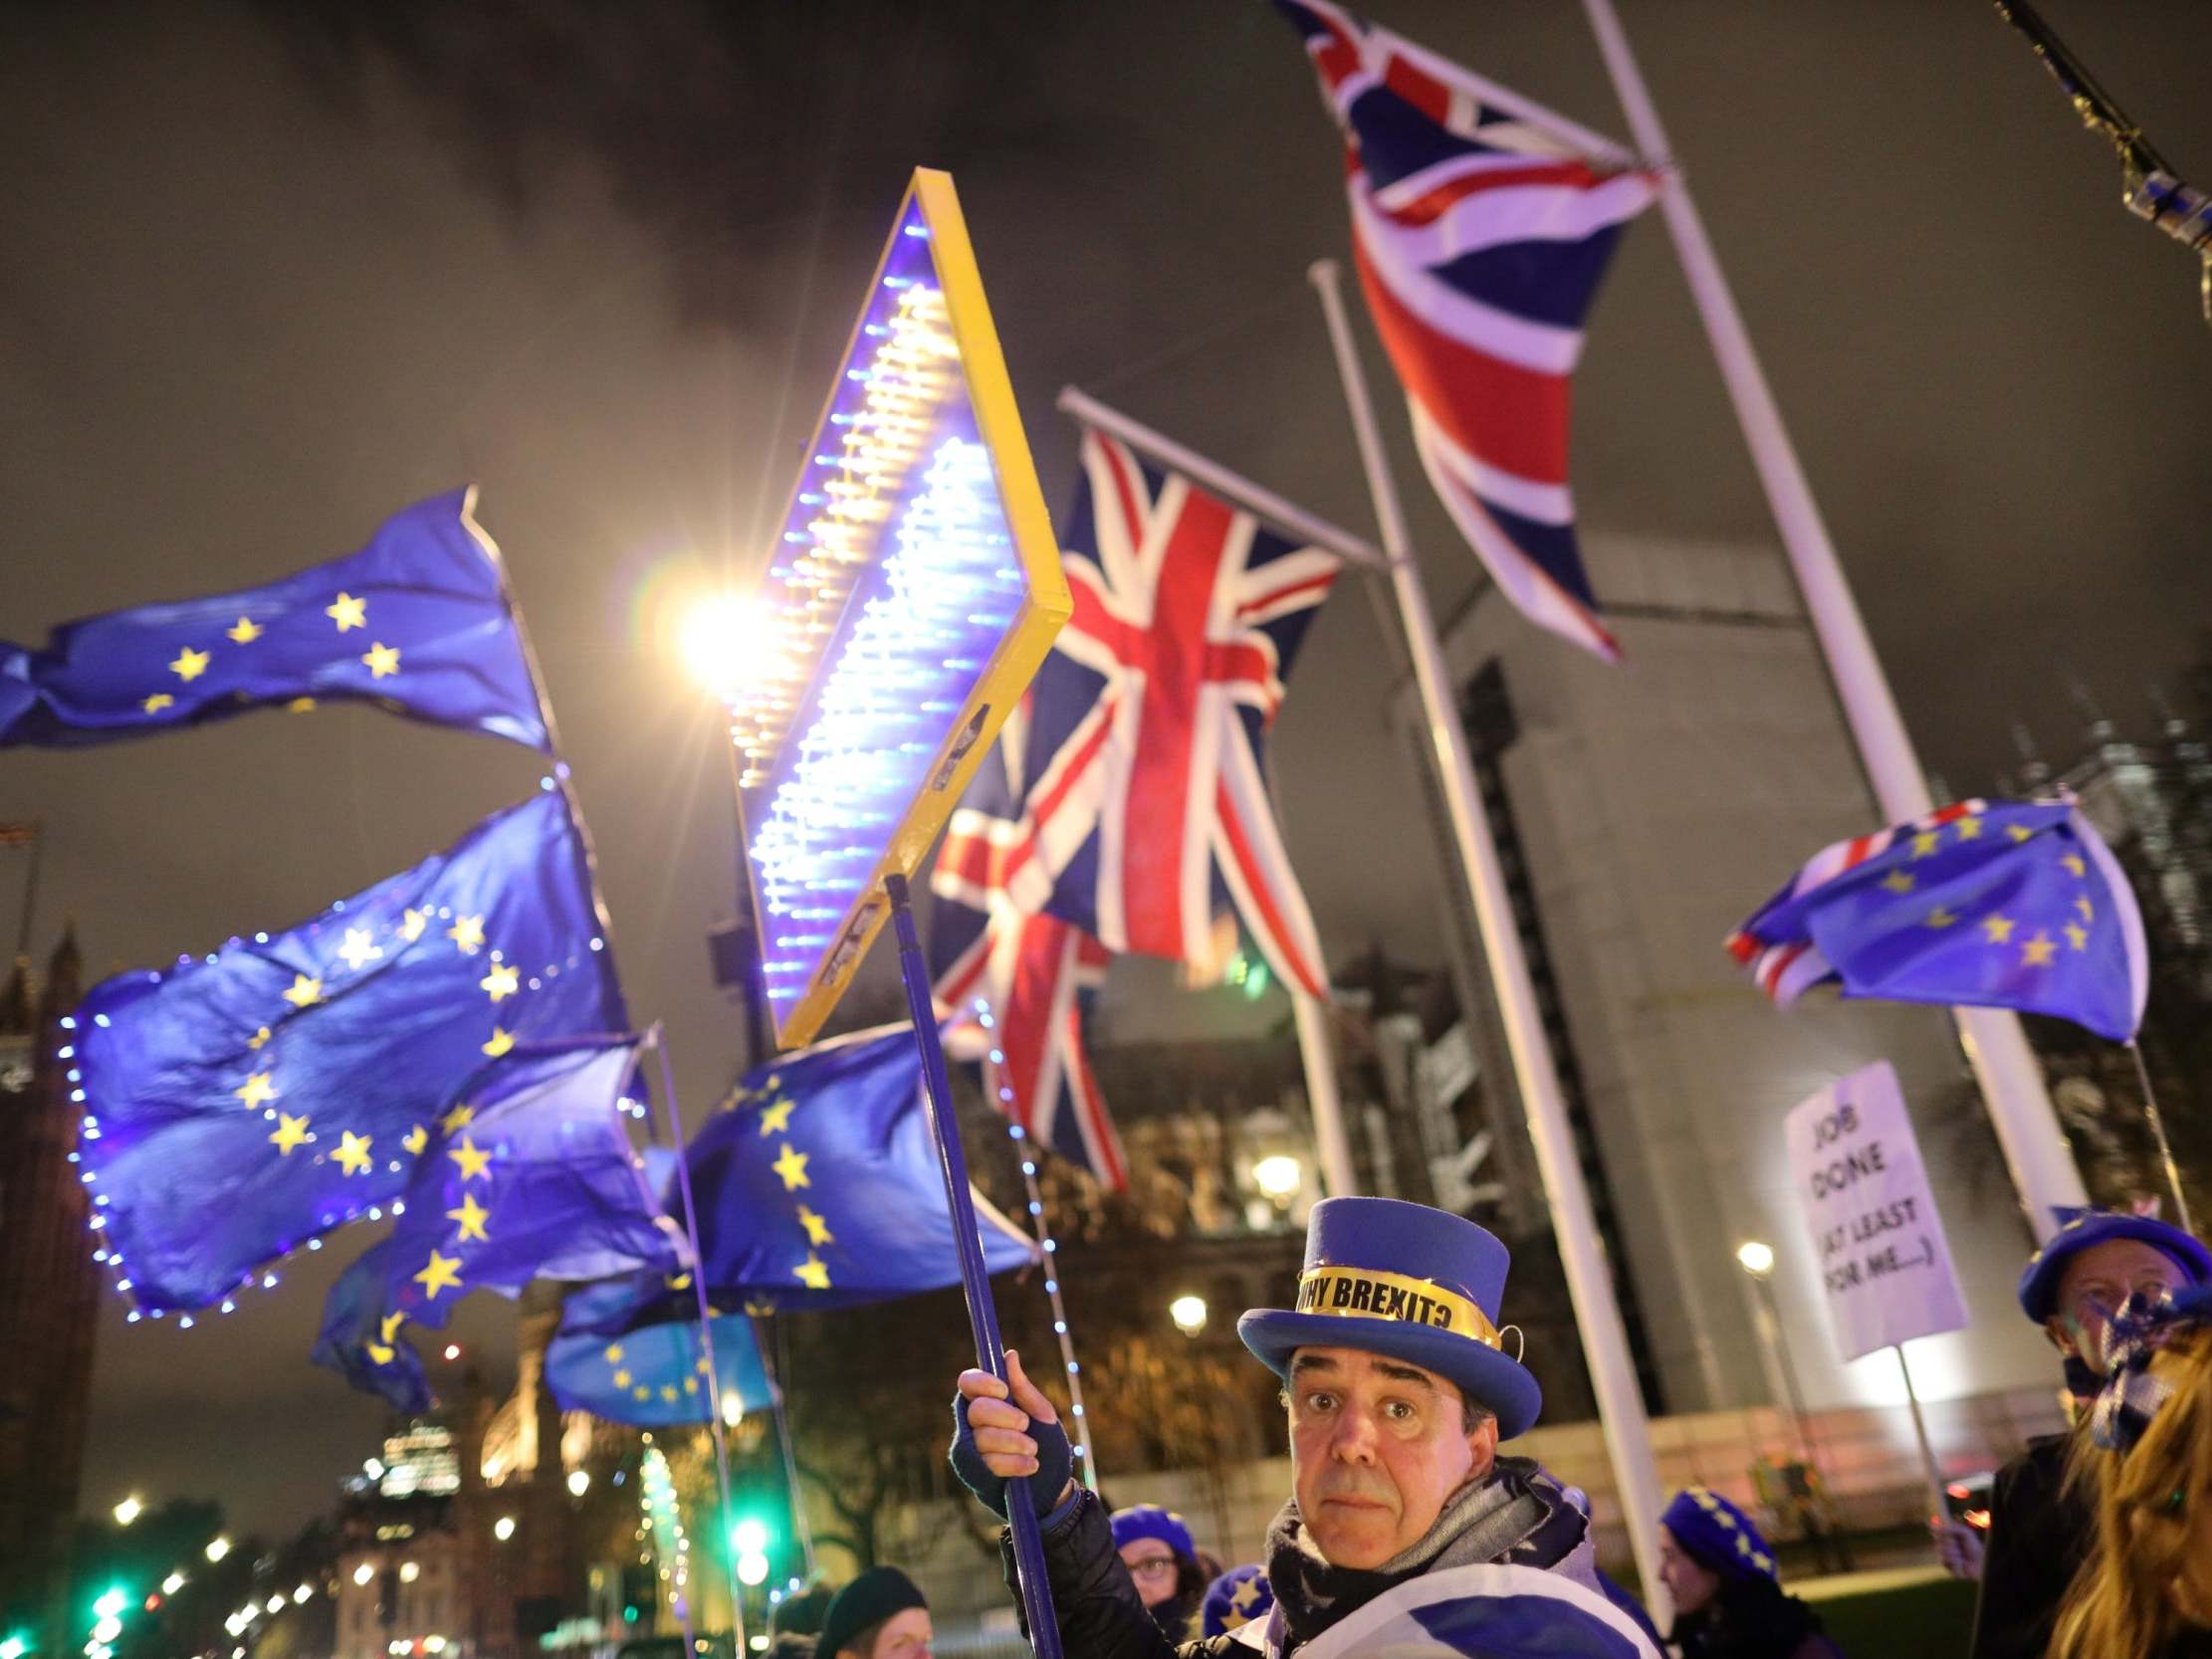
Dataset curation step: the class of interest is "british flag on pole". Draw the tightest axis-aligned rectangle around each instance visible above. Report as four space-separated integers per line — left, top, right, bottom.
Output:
988 428 1342 1007
931 711 1126 1190
1279 0 1656 661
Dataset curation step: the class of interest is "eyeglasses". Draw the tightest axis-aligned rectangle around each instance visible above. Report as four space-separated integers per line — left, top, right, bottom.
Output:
1125 1555 1179 1580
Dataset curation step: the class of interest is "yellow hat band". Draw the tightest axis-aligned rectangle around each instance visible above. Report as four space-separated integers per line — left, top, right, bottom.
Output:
1293 1265 1500 1349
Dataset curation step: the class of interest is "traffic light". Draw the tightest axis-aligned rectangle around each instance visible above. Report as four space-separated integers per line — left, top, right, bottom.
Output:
728 1517 772 1588
2 1631 32 1659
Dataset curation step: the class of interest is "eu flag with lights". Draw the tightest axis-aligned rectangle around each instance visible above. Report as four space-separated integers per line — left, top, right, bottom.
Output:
931 723 1126 1189
73 789 626 1313
1728 799 2149 1042
671 1024 1035 1313
545 1274 778 1428
312 1037 682 1408
987 428 1339 999
0 491 550 751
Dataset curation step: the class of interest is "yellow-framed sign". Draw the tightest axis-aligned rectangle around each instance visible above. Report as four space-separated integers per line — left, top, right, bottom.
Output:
727 168 1071 1048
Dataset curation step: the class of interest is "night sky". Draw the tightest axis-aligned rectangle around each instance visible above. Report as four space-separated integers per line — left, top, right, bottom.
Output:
6 0 2211 1537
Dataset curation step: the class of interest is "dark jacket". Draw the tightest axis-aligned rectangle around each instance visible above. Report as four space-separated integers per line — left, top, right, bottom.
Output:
998 1460 1655 1659
1668 1577 1845 1659
1970 1434 2089 1659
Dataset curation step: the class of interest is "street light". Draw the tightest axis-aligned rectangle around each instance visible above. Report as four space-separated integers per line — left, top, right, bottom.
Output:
161 1574 185 1596
679 592 776 703
494 1516 518 1542
721 1390 746 1429
111 1497 142 1528
204 1537 231 1564
1252 1155 1302 1203
1169 1295 1209 1338
566 1470 591 1497
1734 1240 1817 1466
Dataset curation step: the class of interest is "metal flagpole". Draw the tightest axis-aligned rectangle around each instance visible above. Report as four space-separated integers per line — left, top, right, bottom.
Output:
2125 1041 2196 1234
1307 256 1670 1614
651 1026 748 1658
1577 0 2089 1241
752 1314 819 1575
1054 385 1374 1197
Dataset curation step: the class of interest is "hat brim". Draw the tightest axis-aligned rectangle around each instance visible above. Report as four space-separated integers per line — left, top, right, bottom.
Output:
2019 1216 2212 1322
1237 1309 1542 1440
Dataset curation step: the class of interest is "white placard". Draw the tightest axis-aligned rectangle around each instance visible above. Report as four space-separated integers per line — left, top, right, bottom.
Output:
1785 1059 1969 1362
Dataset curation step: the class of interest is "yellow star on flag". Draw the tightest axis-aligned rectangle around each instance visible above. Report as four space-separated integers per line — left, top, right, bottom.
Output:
282 973 324 1008
442 1103 475 1135
286 697 317 714
142 694 174 714
402 1124 428 1155
743 1298 777 1317
794 1254 832 1291
604 1344 624 1365
448 914 486 954
2076 895 2096 924
413 1250 464 1301
660 1385 678 1403
1880 871 1915 896
337 928 383 971
481 1027 515 1059
480 962 520 1002
2061 854 2088 879
399 909 428 942
327 592 367 632
269 1114 312 1154
759 1097 796 1136
772 1143 810 1191
1909 831 1940 859
247 1025 272 1050
2006 824 2035 844
169 646 211 683
2065 923 2090 952
1952 816 1983 841
2021 933 2058 967
334 1131 374 1175
613 1369 631 1388
632 1385 650 1402
449 1136 493 1183
683 1376 698 1395
796 1205 834 1247
1982 915 2016 945
1924 907 1958 930
360 642 401 680
367 1343 394 1365
235 1071 278 1110
447 1192 491 1243
226 616 263 645
380 1311 405 1345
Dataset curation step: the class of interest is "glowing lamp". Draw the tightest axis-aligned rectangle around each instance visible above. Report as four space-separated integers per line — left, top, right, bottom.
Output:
204 1537 231 1564
352 1564 374 1587
111 1497 142 1528
1252 1155 1303 1201
1169 1295 1209 1338
1735 1240 1777 1279
737 1554 769 1588
493 1516 516 1543
730 1519 769 1555
566 1470 590 1497
729 167 1070 1046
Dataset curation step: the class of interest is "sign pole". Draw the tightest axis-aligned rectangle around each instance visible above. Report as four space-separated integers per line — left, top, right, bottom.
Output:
1892 1344 1948 1523
886 873 1062 1659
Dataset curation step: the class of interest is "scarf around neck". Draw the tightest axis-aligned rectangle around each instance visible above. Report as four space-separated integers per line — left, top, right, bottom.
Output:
1262 1455 1585 1648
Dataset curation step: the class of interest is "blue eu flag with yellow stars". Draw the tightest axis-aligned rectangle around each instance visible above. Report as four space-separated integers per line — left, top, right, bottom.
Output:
544 1276 778 1428
0 490 549 751
74 788 626 1313
675 1023 1036 1313
1728 798 2148 1041
312 1037 683 1409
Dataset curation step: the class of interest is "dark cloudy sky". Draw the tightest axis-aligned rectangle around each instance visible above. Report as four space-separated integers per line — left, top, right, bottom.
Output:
6 0 2211 1536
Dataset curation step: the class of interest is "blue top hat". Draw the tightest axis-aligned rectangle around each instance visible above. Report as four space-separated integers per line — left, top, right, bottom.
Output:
2017 1205 2212 1323
1661 1488 1778 1582
1237 1196 1542 1439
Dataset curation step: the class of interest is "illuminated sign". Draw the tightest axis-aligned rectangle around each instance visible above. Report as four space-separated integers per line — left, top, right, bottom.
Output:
727 168 1069 1046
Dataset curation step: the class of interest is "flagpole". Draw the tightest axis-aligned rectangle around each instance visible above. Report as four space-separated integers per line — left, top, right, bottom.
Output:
1307 257 1670 1614
651 1025 749 1658
884 873 1063 1659
2124 1041 2196 1234
1577 0 2088 1241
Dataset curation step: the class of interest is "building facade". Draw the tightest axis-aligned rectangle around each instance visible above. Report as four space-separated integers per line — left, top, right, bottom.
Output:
1390 533 2059 1415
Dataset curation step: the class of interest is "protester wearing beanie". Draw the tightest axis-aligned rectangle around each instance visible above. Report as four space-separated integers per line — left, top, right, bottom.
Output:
1110 1505 1208 1640
1659 1489 1844 1659
767 1577 834 1659
816 1566 931 1659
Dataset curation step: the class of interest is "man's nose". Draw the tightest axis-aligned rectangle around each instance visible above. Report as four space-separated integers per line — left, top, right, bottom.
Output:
1328 1401 1381 1461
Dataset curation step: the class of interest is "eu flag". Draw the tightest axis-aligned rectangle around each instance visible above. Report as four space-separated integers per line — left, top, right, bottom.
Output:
677 1024 1037 1313
546 1276 777 1427
313 1236 436 1412
75 789 626 1312
0 491 550 751
1728 799 2148 1041
312 1037 682 1407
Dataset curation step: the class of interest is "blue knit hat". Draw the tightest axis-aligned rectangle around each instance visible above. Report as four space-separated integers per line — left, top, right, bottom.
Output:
2017 1206 2212 1323
1109 1504 1195 1560
1237 1196 1541 1438
1200 1565 1273 1638
1661 1488 1777 1582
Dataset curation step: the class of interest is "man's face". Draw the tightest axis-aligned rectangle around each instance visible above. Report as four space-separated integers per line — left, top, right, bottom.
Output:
1116 1539 1182 1610
2045 1239 2189 1374
862 1608 931 1659
1285 1347 1496 1570
1657 1528 1722 1618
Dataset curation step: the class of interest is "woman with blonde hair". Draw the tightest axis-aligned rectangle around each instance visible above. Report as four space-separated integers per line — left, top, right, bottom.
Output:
2053 1286 2212 1659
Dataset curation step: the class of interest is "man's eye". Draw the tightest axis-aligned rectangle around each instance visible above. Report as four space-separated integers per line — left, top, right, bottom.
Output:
1302 1391 1337 1413
1384 1400 1416 1422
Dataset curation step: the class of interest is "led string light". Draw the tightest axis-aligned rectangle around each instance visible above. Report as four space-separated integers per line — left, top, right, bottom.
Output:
638 1442 692 1631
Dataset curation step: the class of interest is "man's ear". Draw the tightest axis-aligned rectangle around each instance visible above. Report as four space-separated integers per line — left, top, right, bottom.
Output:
2044 1315 2081 1359
1465 1412 1499 1478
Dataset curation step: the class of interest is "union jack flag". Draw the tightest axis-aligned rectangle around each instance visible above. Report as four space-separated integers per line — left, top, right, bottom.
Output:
1279 0 1657 661
930 712 1126 1190
993 428 1340 999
